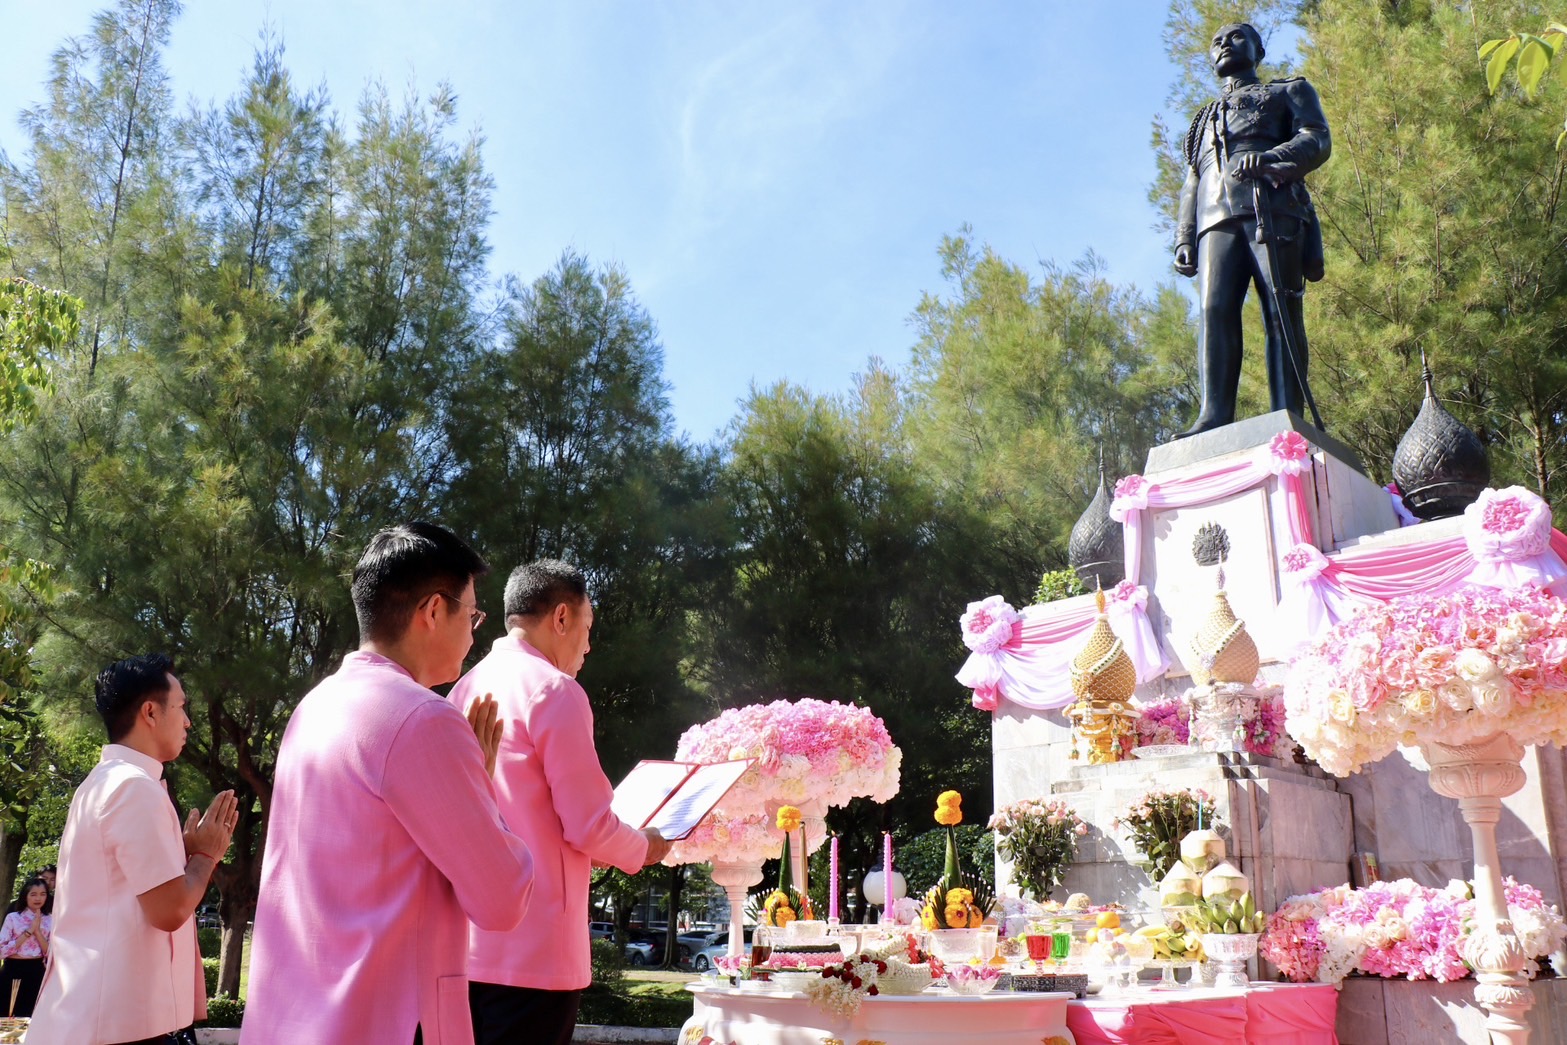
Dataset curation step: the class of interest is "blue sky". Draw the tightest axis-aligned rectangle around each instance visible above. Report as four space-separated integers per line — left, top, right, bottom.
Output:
2 2 1192 442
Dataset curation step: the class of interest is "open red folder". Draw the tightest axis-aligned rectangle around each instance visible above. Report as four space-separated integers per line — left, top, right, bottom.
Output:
610 758 755 840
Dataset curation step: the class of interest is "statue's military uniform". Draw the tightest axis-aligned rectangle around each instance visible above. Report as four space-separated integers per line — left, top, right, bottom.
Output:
1176 75 1331 431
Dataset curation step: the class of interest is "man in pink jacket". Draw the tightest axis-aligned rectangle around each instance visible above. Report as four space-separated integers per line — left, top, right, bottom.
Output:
244 523 535 1044
450 559 672 1045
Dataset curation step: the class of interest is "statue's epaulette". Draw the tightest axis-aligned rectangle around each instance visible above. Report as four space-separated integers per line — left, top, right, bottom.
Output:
1184 100 1219 169
1269 76 1306 85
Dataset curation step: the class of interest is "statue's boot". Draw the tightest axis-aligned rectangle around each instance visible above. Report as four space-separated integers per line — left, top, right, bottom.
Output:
1174 414 1233 439
1176 325 1242 439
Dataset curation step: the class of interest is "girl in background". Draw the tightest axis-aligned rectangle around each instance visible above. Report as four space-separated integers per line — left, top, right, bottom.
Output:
0 878 50 1017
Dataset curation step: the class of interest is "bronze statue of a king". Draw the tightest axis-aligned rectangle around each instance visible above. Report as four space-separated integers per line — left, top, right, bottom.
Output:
1173 22 1330 437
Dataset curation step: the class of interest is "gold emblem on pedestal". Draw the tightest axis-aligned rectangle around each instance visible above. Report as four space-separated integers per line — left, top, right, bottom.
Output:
1068 587 1140 763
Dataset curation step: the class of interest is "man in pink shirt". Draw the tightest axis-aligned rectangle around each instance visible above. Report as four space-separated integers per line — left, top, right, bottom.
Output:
245 523 535 1044
450 559 672 1045
28 654 237 1045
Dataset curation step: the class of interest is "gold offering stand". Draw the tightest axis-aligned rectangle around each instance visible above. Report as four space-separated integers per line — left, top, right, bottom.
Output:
1067 588 1140 764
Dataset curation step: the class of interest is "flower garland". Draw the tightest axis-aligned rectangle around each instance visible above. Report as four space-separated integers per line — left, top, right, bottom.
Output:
1113 788 1219 880
664 698 902 867
1285 585 1567 776
1261 877 1567 985
989 798 1087 902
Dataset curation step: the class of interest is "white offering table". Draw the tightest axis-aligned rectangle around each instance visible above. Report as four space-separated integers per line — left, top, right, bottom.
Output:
682 983 1078 1045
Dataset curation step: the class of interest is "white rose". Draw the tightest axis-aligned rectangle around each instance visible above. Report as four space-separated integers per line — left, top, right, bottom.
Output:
1474 677 1516 717
1438 679 1474 712
1455 648 1498 683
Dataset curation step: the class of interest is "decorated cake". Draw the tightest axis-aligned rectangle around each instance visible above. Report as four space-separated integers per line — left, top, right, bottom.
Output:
769 919 846 969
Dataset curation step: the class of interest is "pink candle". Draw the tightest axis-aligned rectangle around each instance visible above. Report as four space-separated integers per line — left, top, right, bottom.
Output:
883 831 894 910
828 835 840 922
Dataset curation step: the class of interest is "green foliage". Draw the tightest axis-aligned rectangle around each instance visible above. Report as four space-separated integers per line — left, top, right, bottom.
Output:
0 279 76 427
576 985 691 1029
441 252 725 781
202 956 219 997
1480 23 1567 146
588 938 626 991
198 927 222 956
201 993 246 1028
1116 789 1219 881
1033 569 1087 606
907 233 1197 569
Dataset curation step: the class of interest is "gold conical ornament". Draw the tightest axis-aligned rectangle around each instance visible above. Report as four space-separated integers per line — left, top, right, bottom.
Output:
1188 587 1260 686
1186 523 1259 687
1070 588 1137 703
1067 587 1141 763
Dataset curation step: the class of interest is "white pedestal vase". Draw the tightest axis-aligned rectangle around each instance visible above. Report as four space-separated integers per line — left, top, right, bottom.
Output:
1421 733 1535 1045
711 861 764 959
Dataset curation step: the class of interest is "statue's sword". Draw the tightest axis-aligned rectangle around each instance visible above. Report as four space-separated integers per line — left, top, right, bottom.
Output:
1250 175 1326 432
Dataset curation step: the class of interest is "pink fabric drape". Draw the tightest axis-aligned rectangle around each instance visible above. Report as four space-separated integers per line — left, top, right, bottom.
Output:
1245 984 1340 1044
955 585 1168 712
1066 985 1337 1044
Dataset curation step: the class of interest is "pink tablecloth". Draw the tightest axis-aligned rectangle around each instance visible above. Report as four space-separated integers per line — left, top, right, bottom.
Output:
1067 983 1338 1044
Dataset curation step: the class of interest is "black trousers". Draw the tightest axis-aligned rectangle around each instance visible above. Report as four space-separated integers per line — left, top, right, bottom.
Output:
1192 217 1310 427
469 981 582 1045
0 956 43 1018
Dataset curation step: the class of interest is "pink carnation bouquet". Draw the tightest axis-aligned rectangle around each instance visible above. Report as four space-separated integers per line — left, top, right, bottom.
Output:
664 698 902 867
1285 586 1567 775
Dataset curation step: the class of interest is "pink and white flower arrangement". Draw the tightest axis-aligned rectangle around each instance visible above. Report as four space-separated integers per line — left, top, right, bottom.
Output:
960 595 1021 655
1261 877 1567 985
663 698 902 867
1134 696 1190 748
1285 585 1567 776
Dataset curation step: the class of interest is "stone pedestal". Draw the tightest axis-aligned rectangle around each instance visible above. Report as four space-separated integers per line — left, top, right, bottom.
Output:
990 414 1567 1038
993 747 1353 921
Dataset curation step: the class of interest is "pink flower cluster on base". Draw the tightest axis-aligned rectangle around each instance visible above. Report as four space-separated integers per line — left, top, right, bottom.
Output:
664 698 902 867
1286 585 1567 775
1133 692 1291 758
1261 877 1567 985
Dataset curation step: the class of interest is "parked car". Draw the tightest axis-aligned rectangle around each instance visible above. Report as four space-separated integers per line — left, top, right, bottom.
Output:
624 939 655 965
588 921 615 941
691 930 749 973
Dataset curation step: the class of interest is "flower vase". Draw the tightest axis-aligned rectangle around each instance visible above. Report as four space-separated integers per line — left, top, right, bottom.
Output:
1202 932 1260 989
711 861 764 959
1421 733 1535 1045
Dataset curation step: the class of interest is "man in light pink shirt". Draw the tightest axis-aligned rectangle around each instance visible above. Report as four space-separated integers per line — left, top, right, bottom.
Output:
28 654 237 1045
450 559 672 1045
244 522 534 1045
